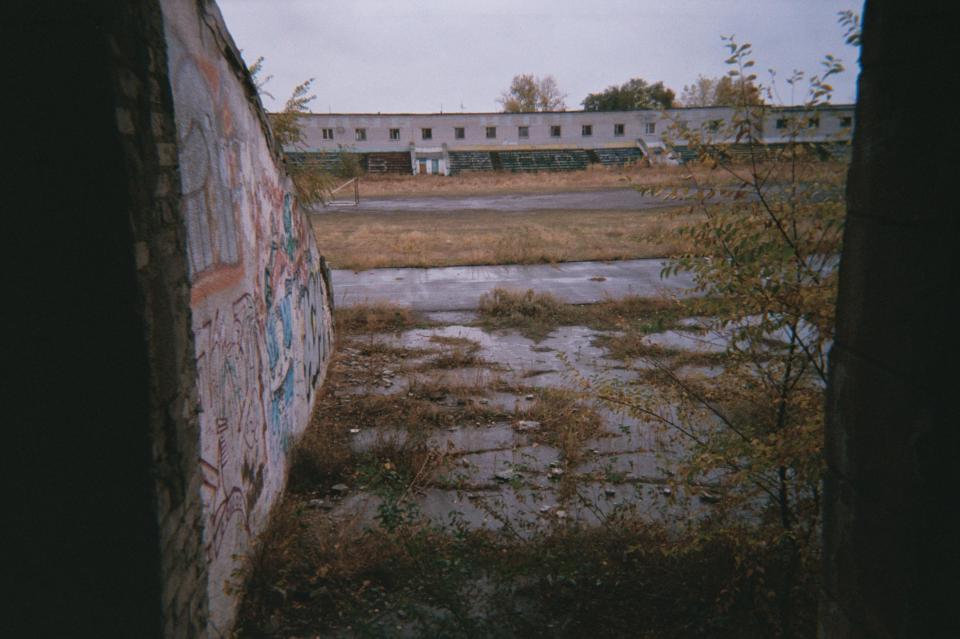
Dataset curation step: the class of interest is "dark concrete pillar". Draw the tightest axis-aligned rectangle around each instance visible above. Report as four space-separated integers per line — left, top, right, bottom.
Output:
6 2 161 635
822 1 960 637
6 1 202 636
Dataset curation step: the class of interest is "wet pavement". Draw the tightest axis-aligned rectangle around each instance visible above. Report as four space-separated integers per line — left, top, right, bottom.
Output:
316 319 724 532
332 259 697 311
325 188 674 214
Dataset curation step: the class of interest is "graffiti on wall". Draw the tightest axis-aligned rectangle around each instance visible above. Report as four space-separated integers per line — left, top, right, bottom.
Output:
195 293 264 560
164 18 334 631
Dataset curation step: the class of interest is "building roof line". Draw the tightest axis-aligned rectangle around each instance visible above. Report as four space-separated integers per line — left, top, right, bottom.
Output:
288 104 855 118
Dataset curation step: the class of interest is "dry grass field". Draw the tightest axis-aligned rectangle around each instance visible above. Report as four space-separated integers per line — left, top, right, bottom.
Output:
311 206 700 270
313 161 848 270
356 162 746 199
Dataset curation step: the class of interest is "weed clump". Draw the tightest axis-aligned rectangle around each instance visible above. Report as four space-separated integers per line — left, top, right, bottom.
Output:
477 288 699 341
286 419 353 493
425 335 485 369
334 302 421 334
479 287 564 320
478 288 565 340
517 388 604 464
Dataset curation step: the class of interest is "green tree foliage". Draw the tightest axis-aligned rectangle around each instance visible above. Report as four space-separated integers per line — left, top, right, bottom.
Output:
600 35 848 637
581 77 676 111
498 73 567 112
680 74 765 107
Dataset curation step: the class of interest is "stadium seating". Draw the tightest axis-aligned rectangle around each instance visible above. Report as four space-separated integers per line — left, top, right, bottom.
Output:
594 147 644 166
447 151 495 175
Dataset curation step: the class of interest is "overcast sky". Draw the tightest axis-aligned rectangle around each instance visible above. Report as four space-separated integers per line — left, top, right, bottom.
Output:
217 0 863 114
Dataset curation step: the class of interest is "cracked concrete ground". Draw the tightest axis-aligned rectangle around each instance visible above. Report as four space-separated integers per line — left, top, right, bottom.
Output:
308 314 725 533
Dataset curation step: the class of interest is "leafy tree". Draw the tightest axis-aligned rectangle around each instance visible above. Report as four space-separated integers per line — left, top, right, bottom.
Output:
498 73 567 112
581 77 676 111
678 75 716 108
599 36 848 637
680 74 765 107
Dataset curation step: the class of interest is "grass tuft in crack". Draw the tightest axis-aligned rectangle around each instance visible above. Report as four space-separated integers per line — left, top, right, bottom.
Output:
477 287 699 341
335 302 426 335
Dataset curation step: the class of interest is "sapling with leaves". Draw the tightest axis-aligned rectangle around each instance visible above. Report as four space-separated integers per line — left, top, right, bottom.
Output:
598 34 849 637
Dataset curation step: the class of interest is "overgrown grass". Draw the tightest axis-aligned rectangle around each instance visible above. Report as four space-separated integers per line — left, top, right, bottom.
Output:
288 371 513 495
238 290 821 638
237 509 818 638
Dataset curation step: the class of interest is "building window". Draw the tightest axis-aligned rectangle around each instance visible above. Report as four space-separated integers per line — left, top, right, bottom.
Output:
486 126 497 139
518 126 529 139
776 118 789 129
644 122 656 134
355 128 366 141
550 125 561 137
322 128 334 140
613 123 624 137
807 117 820 128
454 127 465 139
582 124 592 137
421 128 432 140
840 116 853 128
707 120 722 132
389 128 400 140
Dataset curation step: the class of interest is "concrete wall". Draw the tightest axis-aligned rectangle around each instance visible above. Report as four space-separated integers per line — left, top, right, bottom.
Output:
822 1 959 637
116 1 210 634
159 0 334 634
11 1 334 636
295 105 854 154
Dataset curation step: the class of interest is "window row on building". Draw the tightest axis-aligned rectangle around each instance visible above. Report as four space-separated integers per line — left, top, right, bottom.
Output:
667 113 852 133
319 122 648 143
312 110 853 145
773 115 852 129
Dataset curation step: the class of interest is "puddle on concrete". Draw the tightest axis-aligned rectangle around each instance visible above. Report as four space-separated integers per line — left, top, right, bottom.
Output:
423 310 479 324
642 329 728 353
372 324 637 390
